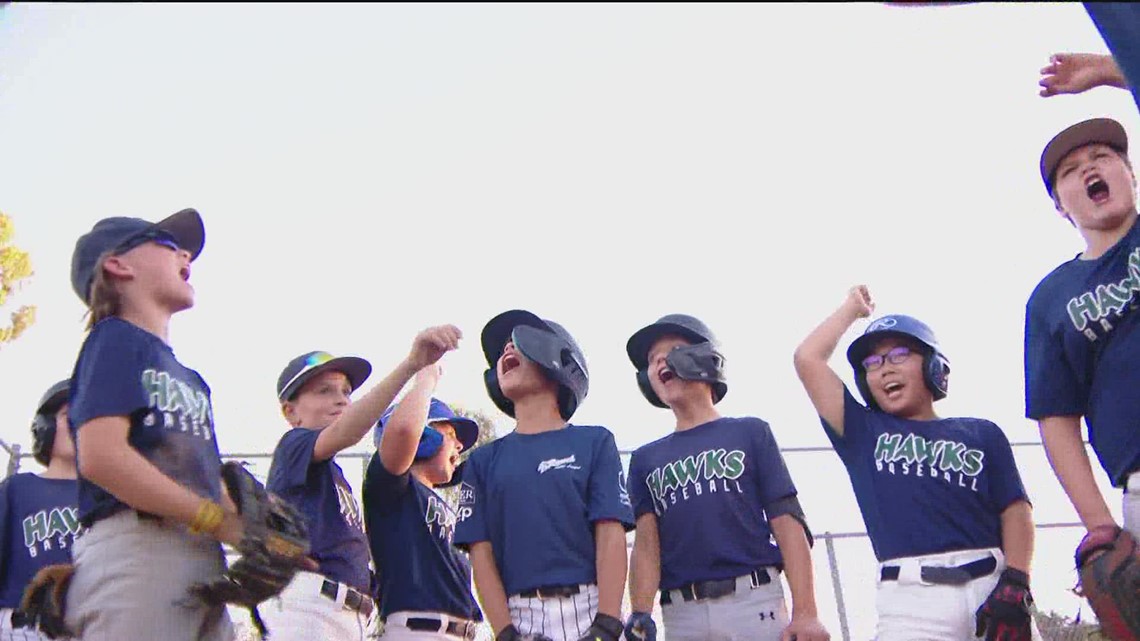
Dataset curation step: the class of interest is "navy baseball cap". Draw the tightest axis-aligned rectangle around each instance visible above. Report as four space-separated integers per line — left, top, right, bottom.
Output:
1040 117 1129 195
374 397 480 453
277 351 372 401
70 208 205 303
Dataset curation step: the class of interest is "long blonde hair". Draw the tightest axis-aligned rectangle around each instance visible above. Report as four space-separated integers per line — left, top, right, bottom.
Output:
84 252 123 331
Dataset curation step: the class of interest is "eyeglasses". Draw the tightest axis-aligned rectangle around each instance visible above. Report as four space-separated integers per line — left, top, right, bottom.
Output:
861 346 914 372
115 230 182 255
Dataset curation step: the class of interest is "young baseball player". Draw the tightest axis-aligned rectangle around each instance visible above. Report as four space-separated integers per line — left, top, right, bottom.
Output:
453 309 634 641
1026 116 1140 541
623 314 829 641
263 325 462 641
794 286 1037 641
62 208 242 641
1 380 81 641
363 365 483 640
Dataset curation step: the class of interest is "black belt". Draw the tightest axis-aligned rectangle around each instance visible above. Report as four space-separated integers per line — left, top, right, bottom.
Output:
516 584 582 599
880 555 997 585
320 579 374 617
660 569 772 606
10 610 30 628
406 617 478 640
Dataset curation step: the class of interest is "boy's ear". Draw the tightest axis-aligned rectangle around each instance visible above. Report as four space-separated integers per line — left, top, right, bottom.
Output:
102 254 133 279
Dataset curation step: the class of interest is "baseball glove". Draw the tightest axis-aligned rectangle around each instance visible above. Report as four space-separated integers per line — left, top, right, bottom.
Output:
16 563 75 639
188 461 311 638
1074 525 1140 641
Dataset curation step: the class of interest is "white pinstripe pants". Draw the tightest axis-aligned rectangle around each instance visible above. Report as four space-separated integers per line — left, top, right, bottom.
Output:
1124 471 1140 538
506 584 597 641
0 609 60 641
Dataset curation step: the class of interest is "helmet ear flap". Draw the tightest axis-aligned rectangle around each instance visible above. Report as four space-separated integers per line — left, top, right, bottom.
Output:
483 368 516 418
31 414 56 467
636 370 668 408
556 387 578 420
416 427 444 460
854 371 880 411
924 353 950 400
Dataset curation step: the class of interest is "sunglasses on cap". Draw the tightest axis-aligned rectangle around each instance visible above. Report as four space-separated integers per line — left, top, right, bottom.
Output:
861 346 915 372
278 352 338 399
114 230 182 255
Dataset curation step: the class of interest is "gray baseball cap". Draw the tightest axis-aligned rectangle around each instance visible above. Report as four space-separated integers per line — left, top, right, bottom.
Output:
70 208 205 303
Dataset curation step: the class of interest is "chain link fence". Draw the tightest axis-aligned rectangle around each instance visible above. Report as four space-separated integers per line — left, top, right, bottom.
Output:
1 439 1107 641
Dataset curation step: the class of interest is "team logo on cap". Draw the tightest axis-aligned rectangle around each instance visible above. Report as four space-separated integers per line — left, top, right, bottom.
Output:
867 317 898 332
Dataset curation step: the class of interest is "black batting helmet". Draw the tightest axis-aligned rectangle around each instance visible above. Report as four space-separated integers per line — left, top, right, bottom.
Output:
626 314 727 408
31 379 71 467
481 309 589 420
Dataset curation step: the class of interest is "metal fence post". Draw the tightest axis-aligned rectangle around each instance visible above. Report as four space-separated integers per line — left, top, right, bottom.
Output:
2 441 20 480
823 532 851 641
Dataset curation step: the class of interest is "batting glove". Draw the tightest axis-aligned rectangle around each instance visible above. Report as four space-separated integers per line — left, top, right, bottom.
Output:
577 613 624 641
974 568 1034 641
623 612 657 641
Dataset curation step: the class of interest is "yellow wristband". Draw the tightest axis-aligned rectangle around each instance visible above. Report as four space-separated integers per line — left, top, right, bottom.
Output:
189 500 224 535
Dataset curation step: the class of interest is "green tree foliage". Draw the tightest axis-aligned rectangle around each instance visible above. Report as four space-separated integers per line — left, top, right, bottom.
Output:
0 212 36 347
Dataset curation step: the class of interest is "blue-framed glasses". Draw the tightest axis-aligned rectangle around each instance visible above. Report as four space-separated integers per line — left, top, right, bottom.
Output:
114 230 182 255
861 346 913 372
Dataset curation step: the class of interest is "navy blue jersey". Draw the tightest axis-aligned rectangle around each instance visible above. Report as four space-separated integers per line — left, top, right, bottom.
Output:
1084 3 1140 111
0 474 82 608
826 388 1029 562
68 317 222 527
362 453 482 622
266 428 371 592
1024 216 1140 485
627 417 795 590
452 425 634 597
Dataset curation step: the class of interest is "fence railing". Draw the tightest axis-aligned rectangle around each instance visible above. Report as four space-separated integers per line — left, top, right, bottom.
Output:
0 439 1091 641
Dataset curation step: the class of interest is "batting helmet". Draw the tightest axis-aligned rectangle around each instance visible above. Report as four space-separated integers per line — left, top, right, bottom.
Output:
626 314 727 408
374 397 480 460
31 379 71 467
846 315 950 409
481 309 589 420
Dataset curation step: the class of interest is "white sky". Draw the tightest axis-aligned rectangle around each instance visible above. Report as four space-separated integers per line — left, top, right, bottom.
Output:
0 2 1134 637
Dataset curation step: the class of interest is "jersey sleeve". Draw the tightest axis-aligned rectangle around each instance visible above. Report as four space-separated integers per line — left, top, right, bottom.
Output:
362 452 412 511
749 419 798 506
266 428 319 493
587 429 635 530
982 423 1031 513
1024 291 1086 419
69 320 150 427
452 451 488 550
823 387 872 461
627 449 655 520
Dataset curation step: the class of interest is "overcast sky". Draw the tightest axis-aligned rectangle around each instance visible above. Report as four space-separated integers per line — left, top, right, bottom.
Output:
0 2 1132 636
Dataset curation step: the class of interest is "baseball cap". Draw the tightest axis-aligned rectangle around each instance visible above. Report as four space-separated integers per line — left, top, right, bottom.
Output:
35 379 71 416
374 397 480 453
276 351 372 401
1040 117 1129 194
70 208 205 303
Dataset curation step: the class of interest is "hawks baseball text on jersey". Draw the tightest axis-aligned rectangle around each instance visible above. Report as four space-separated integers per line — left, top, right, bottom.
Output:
644 448 747 516
140 368 215 440
874 432 986 492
